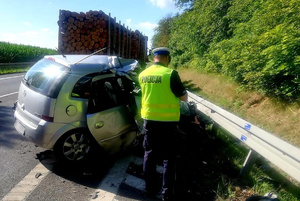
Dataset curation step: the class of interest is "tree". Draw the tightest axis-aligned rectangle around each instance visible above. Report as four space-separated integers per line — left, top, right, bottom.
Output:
205 0 300 101
169 0 232 68
174 0 195 9
151 14 175 49
153 0 300 101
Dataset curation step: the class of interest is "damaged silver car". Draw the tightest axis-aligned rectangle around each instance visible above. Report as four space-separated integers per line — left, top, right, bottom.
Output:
13 53 142 162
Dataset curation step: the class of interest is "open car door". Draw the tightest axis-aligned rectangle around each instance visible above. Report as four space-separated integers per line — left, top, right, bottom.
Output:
86 74 137 155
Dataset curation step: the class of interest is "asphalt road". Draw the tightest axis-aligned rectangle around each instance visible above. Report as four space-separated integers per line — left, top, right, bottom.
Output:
0 73 153 201
0 73 43 199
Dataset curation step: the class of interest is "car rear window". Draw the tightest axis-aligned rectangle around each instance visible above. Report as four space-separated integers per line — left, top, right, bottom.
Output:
23 58 70 98
71 75 93 98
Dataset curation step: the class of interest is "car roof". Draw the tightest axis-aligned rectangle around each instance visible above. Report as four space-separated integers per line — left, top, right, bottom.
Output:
44 55 109 66
44 55 140 75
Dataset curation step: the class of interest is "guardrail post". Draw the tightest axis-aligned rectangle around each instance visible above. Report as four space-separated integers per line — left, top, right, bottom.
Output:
240 149 259 177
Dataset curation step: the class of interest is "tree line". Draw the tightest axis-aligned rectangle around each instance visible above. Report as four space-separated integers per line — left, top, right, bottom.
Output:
152 0 300 102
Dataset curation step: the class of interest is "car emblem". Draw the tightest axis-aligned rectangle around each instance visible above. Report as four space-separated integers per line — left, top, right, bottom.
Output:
23 90 26 97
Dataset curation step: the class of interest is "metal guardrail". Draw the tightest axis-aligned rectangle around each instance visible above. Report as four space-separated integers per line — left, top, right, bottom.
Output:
187 91 300 183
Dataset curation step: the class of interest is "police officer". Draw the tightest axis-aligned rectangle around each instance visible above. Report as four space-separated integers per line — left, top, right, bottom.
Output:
139 47 187 201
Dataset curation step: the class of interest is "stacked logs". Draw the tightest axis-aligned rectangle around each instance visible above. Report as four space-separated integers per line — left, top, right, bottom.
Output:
57 10 148 61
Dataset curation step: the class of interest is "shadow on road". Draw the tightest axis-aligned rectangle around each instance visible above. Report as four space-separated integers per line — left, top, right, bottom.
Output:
35 148 115 189
0 105 26 149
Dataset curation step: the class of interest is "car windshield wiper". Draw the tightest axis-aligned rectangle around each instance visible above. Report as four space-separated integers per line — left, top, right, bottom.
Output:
23 78 30 86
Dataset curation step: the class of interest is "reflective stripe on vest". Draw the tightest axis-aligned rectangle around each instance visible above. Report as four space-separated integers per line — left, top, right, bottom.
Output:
139 64 180 121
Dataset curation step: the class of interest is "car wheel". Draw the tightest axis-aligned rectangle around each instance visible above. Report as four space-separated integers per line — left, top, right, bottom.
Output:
54 130 93 162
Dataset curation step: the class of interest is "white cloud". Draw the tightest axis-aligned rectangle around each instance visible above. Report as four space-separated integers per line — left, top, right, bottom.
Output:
137 22 158 48
1 33 18 42
41 28 49 32
148 0 175 9
139 22 158 30
0 30 57 49
23 22 31 26
125 19 132 25
20 31 40 37
41 28 54 34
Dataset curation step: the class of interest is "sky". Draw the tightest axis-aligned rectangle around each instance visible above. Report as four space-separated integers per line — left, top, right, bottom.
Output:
0 0 180 50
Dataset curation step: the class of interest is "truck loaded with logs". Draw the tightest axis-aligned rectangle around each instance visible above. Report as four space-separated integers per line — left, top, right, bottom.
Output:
57 10 148 61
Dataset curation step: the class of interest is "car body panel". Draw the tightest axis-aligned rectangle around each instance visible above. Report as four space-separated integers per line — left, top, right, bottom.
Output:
13 54 141 159
14 109 70 148
53 73 89 124
46 122 82 149
87 106 136 155
17 82 56 125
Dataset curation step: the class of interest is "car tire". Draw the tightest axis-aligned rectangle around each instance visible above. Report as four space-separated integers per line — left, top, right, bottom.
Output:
54 129 95 163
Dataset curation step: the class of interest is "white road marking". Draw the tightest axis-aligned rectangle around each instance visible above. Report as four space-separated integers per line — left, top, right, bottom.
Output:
2 155 147 201
90 155 162 201
0 92 18 99
91 155 141 201
2 163 50 201
0 75 23 81
92 155 133 201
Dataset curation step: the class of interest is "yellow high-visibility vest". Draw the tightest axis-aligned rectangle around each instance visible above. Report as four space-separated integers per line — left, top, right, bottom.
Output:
139 64 180 121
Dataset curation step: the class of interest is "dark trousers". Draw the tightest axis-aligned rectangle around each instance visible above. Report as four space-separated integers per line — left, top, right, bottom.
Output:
143 120 177 197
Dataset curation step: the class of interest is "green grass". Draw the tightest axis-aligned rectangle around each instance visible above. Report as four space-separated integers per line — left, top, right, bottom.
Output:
0 42 57 63
213 126 300 201
178 68 300 148
178 68 300 200
0 66 29 75
0 42 57 74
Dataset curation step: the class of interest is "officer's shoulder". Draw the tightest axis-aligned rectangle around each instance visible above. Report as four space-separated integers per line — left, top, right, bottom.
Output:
171 70 179 75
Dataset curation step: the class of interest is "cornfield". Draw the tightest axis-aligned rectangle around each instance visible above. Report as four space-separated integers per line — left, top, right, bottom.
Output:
0 42 57 63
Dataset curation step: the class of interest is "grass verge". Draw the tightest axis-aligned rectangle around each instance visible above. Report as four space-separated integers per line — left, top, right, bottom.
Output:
0 66 29 75
178 68 300 148
177 67 300 200
213 125 300 201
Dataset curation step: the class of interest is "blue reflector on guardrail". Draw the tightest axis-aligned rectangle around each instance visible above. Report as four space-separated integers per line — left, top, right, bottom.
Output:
244 123 251 130
240 135 247 142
